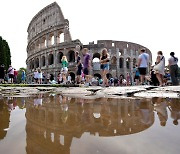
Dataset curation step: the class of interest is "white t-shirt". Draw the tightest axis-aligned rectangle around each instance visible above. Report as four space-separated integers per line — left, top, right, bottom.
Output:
34 71 38 79
168 56 178 66
138 53 149 68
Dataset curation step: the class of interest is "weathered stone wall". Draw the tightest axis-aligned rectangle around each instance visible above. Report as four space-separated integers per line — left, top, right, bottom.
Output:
26 2 152 83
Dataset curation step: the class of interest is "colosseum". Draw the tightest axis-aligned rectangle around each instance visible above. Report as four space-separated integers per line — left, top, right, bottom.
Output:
26 2 152 83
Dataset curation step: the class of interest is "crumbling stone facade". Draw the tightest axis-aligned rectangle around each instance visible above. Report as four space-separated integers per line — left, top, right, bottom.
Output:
26 2 152 82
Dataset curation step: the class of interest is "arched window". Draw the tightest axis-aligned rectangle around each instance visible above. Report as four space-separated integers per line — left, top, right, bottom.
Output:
119 58 123 68
93 53 100 59
69 72 75 81
35 58 39 68
126 57 130 69
68 50 75 62
94 73 101 79
50 35 54 45
48 54 54 65
60 33 64 43
41 56 45 67
111 56 117 65
57 52 63 63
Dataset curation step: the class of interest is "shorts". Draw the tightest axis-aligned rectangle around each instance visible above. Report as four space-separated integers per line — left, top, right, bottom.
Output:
77 67 82 75
83 68 89 75
101 63 109 70
138 67 147 75
8 74 14 79
134 75 140 80
61 67 68 74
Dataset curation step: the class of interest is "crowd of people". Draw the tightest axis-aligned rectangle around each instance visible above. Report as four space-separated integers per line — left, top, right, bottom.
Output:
0 48 179 86
0 65 26 84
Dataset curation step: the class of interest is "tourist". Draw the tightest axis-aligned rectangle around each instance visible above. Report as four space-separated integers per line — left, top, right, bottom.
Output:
100 48 110 87
61 56 68 84
67 74 72 84
168 52 179 85
168 99 180 125
14 69 18 83
21 70 26 84
82 48 91 86
75 51 82 84
126 72 131 86
153 51 165 86
57 72 62 84
153 97 168 126
7 65 14 83
37 69 43 84
33 69 38 84
0 64 5 84
137 48 149 85
150 66 159 86
133 65 140 85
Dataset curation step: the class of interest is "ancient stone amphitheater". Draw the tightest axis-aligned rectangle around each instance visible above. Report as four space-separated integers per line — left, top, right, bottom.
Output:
26 2 152 82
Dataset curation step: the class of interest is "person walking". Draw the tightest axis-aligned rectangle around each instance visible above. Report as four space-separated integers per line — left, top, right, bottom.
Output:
82 48 91 86
100 48 110 87
33 69 38 84
37 69 43 84
168 52 179 85
7 65 14 83
14 69 18 83
137 48 149 85
133 65 140 85
0 64 5 83
75 51 82 84
21 70 26 84
153 51 165 86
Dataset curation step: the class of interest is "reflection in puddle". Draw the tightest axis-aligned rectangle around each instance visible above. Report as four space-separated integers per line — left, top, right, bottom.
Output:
0 95 180 154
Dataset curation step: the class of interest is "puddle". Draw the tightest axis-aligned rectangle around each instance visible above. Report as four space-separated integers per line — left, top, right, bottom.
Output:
0 94 180 154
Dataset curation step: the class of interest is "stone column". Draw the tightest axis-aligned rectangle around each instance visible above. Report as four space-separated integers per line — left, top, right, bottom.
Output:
45 52 48 67
39 56 41 68
54 31 58 46
123 49 127 76
116 48 120 77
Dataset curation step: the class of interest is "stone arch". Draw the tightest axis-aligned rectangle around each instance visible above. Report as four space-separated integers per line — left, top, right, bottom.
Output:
68 50 75 62
41 56 45 67
119 58 124 68
106 73 112 79
69 72 75 81
41 37 46 48
36 40 40 50
57 52 64 63
35 58 39 68
92 53 100 70
94 73 101 79
119 49 123 56
126 57 131 69
111 56 117 65
57 31 64 43
32 60 35 69
50 35 54 46
93 52 100 59
48 54 54 65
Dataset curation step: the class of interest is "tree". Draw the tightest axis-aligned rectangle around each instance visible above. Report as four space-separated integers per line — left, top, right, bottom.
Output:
0 36 11 70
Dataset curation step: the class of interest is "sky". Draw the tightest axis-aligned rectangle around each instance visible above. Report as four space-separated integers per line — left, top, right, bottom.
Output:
0 0 180 69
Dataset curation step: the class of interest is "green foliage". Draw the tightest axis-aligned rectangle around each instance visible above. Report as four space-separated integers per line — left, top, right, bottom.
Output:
0 36 11 70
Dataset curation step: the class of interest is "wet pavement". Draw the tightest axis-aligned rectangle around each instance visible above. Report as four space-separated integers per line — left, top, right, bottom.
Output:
0 94 180 154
